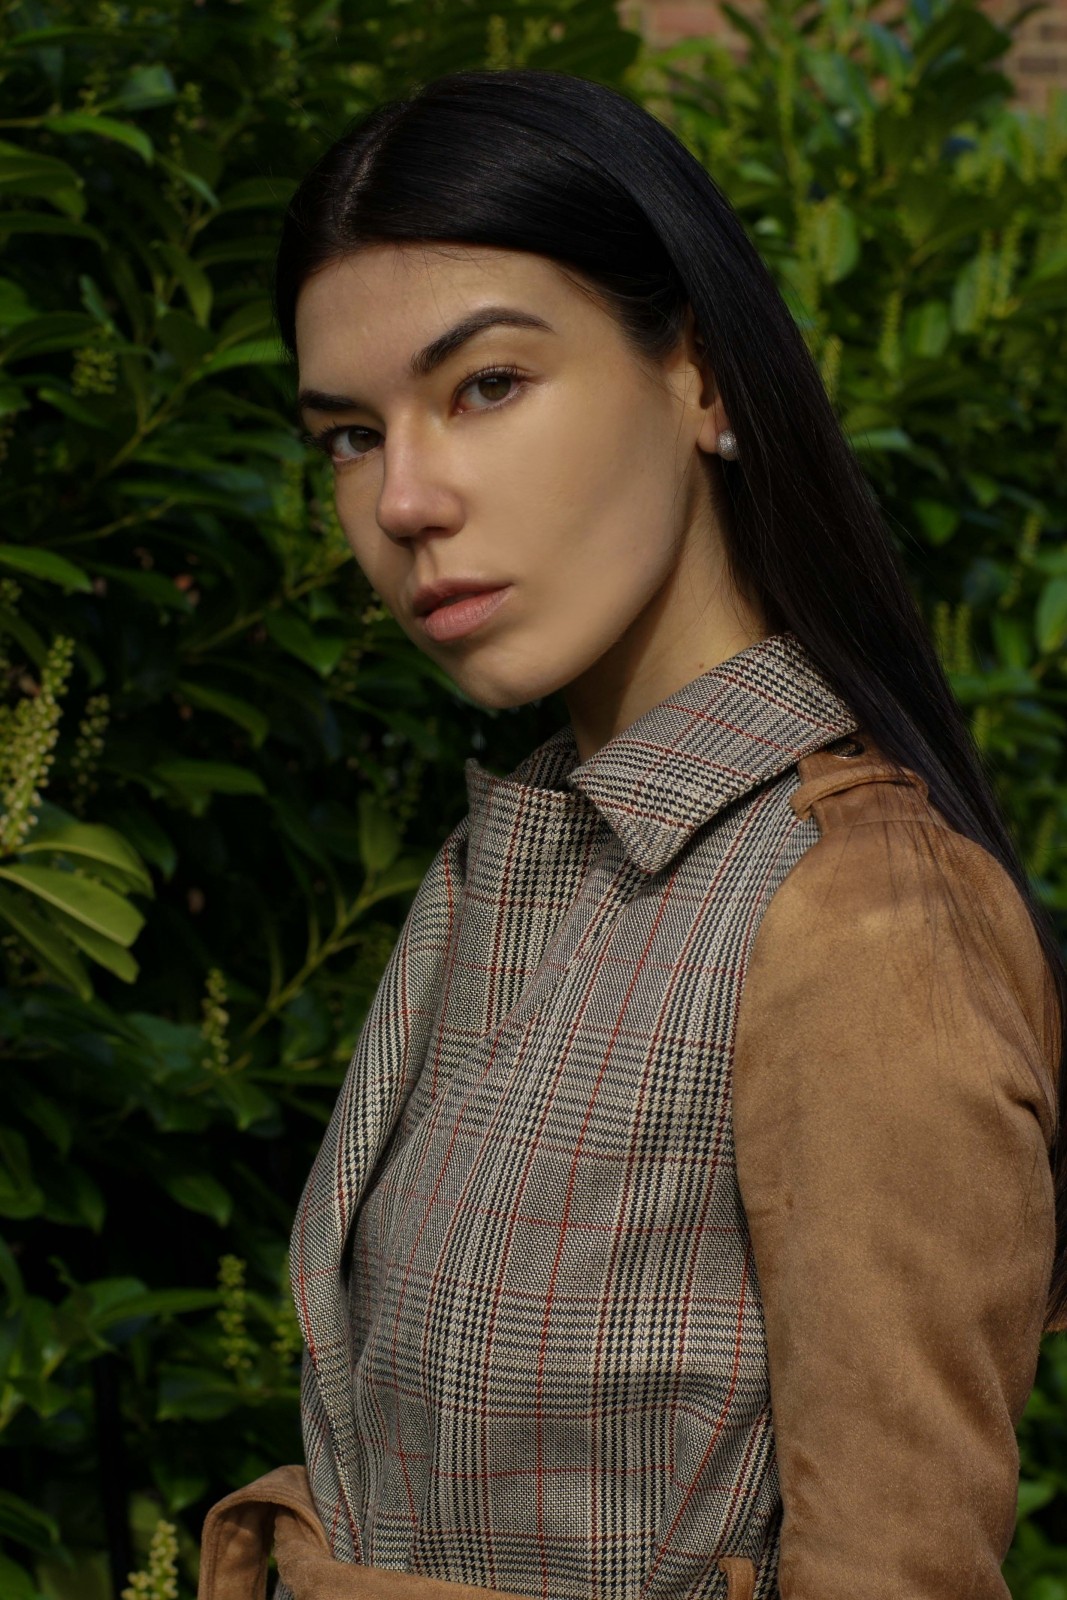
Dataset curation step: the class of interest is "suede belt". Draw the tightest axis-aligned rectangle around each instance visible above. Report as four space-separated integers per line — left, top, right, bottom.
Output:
196 1465 756 1600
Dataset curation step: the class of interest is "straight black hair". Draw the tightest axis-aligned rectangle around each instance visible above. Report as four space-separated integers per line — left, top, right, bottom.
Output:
270 66 1067 1330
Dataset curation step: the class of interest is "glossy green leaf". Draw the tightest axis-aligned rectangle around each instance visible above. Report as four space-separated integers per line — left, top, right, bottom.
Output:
280 988 333 1065
0 1549 38 1599
199 336 286 375
265 610 347 676
914 499 961 546
103 807 177 880
358 793 401 874
0 211 106 244
100 63 177 112
19 1086 73 1157
0 605 46 664
903 299 951 358
176 681 270 746
963 470 1000 508
811 198 860 283
1017 1477 1058 1518
213 1075 277 1131
156 306 217 370
40 1160 106 1231
0 141 82 196
215 298 276 347
0 865 144 947
90 1284 219 1327
0 883 91 999
45 906 139 983
0 178 84 218
1036 578 1067 654
35 383 117 429
0 278 34 331
0 312 98 363
151 241 213 327
0 1232 24 1304
215 175 299 211
162 1172 232 1226
156 1365 241 1421
360 856 427 908
848 426 913 453
157 153 218 206
7 23 148 46
43 112 154 164
196 236 278 268
121 1012 206 1077
0 545 91 591
89 561 194 612
153 760 267 800
20 807 153 894
0 1129 44 1221
951 253 986 333
0 1487 59 1551
990 613 1031 670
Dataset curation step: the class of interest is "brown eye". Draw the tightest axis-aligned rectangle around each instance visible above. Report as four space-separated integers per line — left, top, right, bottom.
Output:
459 365 526 410
327 426 377 463
473 373 513 402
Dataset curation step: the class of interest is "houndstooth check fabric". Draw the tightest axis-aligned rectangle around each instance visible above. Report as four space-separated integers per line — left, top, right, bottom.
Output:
287 629 860 1600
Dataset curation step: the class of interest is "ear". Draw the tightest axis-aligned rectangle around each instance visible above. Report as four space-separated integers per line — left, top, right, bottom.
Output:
678 306 733 456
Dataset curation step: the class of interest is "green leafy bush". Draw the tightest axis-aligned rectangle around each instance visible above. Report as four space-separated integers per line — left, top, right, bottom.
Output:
0 0 1064 1594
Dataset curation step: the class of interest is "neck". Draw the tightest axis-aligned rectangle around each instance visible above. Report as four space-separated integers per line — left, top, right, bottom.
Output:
563 556 771 764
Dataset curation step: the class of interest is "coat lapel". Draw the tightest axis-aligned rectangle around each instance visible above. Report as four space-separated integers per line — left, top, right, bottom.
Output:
563 628 860 874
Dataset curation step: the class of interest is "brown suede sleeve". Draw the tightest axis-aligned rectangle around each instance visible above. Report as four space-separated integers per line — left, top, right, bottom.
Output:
732 755 1059 1600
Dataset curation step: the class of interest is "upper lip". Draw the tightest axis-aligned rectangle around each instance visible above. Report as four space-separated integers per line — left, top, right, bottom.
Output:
411 577 510 617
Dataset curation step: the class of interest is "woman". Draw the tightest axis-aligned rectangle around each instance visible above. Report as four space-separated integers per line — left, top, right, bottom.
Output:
198 67 1065 1600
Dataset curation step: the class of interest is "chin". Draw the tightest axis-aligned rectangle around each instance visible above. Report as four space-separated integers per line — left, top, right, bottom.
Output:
455 679 544 713
445 657 574 713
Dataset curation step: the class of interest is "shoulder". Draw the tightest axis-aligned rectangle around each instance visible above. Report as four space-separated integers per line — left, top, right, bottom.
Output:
728 735 1060 1584
735 729 1059 1146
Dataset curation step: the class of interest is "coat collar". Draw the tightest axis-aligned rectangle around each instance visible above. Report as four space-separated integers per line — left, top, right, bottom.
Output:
464 630 860 877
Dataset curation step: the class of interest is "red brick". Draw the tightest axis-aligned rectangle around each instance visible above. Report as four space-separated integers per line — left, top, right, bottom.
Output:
620 0 1067 103
642 1 739 42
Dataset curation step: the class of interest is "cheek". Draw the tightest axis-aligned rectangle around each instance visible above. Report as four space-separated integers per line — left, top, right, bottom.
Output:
331 481 391 583
518 405 684 588
526 384 678 537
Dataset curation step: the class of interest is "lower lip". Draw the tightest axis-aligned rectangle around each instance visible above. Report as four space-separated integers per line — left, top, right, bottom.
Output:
419 586 513 642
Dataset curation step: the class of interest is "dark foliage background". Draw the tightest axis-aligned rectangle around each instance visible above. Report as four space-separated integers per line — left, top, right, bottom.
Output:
0 0 1064 1593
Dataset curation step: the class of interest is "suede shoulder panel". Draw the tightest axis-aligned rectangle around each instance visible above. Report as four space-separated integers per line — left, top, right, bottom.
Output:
730 726 1060 1600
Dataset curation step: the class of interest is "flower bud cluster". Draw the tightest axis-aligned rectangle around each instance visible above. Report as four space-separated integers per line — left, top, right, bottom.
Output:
71 692 110 816
200 965 231 1074
0 635 75 853
121 1517 179 1600
217 1253 256 1374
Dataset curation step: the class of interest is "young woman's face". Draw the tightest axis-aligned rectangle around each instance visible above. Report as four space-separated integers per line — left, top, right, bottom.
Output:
295 242 761 741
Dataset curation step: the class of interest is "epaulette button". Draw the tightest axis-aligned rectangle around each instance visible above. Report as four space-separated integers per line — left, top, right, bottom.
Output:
825 736 865 759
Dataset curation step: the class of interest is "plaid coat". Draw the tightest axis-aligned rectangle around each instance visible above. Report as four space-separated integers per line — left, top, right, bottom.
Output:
284 629 1058 1600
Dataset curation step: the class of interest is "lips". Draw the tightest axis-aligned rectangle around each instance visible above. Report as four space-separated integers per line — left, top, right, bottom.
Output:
418 584 514 643
413 578 509 617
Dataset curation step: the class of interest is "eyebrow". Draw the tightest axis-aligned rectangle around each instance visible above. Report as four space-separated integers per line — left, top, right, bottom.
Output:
296 306 555 422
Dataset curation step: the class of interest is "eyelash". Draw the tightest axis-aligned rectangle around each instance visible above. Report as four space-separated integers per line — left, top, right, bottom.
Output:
302 363 528 467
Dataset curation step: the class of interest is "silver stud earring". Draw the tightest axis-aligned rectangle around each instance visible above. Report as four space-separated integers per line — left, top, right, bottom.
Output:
717 429 739 460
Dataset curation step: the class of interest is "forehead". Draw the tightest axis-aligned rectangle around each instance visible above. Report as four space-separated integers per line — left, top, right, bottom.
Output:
294 242 600 371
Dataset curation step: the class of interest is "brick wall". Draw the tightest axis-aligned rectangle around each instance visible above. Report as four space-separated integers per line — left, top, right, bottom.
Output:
622 0 1067 110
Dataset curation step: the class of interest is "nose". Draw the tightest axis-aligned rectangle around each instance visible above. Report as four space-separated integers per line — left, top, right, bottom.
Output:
375 428 464 547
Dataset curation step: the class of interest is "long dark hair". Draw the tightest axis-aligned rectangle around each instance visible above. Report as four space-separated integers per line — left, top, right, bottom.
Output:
270 67 1067 1330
